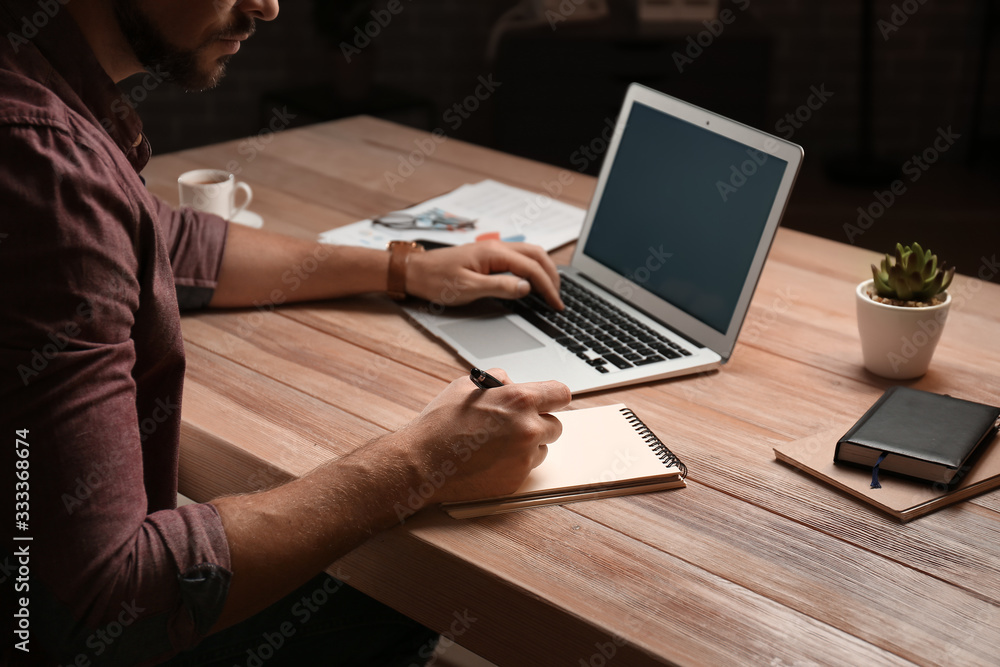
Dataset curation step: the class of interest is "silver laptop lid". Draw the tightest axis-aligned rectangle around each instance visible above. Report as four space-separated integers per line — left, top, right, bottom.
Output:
570 83 804 361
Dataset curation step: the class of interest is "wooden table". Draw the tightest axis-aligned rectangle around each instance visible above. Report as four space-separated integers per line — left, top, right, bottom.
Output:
143 117 1000 666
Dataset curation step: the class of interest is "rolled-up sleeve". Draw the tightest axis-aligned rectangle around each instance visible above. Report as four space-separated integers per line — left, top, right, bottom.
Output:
151 197 229 310
0 121 231 665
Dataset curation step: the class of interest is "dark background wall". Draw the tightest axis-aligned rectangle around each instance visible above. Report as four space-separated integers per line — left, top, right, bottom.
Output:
129 0 1000 279
133 0 996 159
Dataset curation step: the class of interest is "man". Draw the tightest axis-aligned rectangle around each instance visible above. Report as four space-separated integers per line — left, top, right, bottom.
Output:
0 0 571 664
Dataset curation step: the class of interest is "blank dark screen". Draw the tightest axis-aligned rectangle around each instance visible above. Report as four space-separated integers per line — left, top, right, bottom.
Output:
582 102 787 334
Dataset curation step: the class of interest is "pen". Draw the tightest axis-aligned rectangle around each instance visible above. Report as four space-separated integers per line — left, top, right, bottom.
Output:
470 367 504 390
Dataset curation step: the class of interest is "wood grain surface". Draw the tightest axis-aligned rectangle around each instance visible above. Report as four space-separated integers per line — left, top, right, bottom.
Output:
142 117 1000 666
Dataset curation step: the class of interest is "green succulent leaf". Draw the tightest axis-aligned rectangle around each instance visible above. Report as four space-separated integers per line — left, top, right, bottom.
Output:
872 264 892 294
894 244 906 269
869 242 952 302
940 266 955 292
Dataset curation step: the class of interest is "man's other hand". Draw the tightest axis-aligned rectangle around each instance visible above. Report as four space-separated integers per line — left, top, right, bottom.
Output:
406 240 565 309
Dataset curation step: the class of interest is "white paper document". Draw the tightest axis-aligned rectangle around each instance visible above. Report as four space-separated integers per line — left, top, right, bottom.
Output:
317 180 586 252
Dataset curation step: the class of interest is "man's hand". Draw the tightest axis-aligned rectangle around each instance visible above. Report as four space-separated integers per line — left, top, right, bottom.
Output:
210 368 569 631
406 240 565 309
210 225 565 310
386 368 572 503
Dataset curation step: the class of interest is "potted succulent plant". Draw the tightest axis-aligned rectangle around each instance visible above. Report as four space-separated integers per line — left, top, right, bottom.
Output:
856 242 955 379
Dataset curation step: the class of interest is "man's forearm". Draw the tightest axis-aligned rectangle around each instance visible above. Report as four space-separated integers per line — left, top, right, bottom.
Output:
207 221 566 310
208 431 420 632
209 223 389 307
205 372 570 634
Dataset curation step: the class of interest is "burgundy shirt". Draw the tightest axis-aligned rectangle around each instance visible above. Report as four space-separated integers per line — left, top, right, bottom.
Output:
1 0 233 664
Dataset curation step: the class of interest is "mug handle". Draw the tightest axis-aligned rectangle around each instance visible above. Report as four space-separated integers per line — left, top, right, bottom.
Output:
230 182 253 220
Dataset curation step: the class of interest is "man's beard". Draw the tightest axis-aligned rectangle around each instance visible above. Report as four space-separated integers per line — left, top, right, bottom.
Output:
112 0 255 92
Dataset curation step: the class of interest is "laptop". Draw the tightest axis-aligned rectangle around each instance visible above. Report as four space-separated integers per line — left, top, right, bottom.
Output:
405 83 804 394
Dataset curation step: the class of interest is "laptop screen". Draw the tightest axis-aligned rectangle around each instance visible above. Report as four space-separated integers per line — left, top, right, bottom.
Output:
582 102 788 335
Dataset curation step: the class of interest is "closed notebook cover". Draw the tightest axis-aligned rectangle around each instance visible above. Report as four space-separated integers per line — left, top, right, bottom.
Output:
775 425 1000 521
834 386 1000 470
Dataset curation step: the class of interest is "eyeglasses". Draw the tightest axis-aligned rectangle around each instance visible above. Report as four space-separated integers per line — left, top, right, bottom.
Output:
372 207 476 231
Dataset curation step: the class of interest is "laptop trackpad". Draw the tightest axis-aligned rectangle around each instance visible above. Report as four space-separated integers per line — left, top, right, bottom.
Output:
440 317 545 358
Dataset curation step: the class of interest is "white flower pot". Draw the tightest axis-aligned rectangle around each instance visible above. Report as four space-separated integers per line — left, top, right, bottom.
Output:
855 279 951 379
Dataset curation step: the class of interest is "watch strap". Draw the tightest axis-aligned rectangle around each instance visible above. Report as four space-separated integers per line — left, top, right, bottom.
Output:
387 240 424 300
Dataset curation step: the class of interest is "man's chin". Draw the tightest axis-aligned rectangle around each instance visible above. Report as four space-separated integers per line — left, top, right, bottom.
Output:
178 57 230 92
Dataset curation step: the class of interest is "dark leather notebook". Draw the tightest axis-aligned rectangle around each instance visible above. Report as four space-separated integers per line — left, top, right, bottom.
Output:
834 387 1000 487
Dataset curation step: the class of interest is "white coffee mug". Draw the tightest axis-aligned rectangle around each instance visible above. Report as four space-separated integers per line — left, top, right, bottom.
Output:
178 169 252 221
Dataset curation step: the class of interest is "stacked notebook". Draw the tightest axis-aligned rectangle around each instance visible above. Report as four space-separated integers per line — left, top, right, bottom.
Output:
442 403 687 519
775 387 1000 521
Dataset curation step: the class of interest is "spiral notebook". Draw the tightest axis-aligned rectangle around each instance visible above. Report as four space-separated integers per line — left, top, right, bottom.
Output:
442 403 687 519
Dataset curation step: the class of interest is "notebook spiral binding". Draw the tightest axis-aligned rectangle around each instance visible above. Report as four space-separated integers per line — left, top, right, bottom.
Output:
619 407 688 479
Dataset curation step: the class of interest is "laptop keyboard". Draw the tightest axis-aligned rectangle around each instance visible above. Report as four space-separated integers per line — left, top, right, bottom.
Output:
502 275 692 374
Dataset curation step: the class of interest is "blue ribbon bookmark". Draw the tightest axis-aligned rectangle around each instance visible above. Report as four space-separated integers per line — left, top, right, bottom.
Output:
871 451 889 489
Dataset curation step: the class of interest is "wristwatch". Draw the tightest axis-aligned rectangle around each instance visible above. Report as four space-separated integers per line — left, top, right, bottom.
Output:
386 240 425 300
